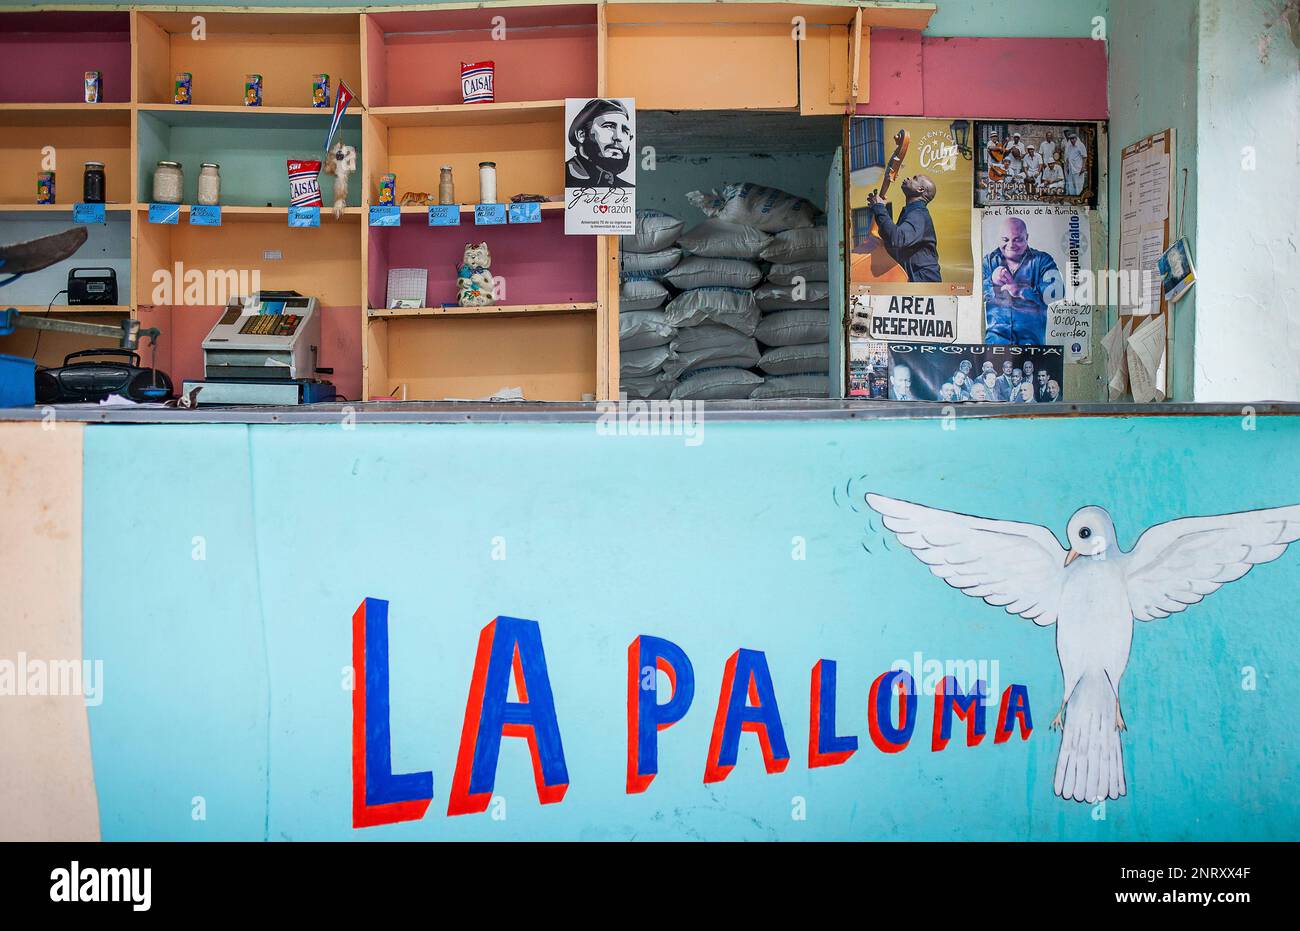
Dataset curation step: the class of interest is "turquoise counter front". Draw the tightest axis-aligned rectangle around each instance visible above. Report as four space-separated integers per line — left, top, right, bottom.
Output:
3 406 1298 840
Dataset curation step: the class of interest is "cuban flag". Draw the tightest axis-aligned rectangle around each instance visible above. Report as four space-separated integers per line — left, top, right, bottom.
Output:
324 80 354 151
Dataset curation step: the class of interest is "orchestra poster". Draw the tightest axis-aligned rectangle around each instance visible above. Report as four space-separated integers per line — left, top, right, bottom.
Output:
887 343 1065 403
975 121 1098 208
848 117 974 295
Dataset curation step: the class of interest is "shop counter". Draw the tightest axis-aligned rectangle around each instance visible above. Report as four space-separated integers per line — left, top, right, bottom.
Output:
2 402 1298 841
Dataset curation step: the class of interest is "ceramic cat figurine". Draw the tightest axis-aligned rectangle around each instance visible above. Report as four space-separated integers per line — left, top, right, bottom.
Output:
457 242 495 307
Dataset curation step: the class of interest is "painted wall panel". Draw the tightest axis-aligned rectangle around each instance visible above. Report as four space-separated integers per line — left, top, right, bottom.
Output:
75 416 1300 841
0 422 99 841
858 34 1108 119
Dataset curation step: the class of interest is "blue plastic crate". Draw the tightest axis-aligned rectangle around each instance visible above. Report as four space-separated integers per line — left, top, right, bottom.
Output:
0 352 36 407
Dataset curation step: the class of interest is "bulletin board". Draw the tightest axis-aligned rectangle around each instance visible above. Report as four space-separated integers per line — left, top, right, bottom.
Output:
1109 128 1175 402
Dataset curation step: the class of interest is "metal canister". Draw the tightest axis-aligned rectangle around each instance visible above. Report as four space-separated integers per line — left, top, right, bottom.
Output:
174 72 192 105
37 172 55 205
82 162 105 204
244 74 262 107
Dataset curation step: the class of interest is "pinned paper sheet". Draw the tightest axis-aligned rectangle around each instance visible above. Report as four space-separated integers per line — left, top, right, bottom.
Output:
1101 319 1129 400
1126 314 1167 403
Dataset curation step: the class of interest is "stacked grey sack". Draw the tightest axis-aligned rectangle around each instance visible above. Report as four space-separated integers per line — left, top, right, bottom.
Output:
619 210 685 399
752 225 831 399
659 218 769 400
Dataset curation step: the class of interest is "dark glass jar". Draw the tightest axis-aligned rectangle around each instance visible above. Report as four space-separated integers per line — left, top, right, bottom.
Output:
82 162 106 204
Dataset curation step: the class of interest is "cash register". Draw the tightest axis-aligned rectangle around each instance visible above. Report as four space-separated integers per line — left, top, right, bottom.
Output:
184 290 336 405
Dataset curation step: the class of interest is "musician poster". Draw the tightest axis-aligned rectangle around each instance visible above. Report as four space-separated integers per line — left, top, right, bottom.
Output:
848 118 974 296
886 343 1065 403
564 97 636 235
975 122 1098 208
981 205 1093 361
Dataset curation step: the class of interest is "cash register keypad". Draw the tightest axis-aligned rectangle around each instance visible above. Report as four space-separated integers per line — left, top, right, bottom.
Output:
239 314 302 337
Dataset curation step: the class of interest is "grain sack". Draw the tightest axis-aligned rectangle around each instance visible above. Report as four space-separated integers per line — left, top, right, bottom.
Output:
755 308 830 348
621 375 675 400
663 288 761 336
622 209 684 254
685 182 817 233
754 282 831 311
758 342 830 376
620 310 677 351
669 323 757 355
766 260 830 285
620 246 682 280
759 226 828 264
662 256 763 290
621 344 671 378
662 340 761 380
670 367 764 401
677 219 773 260
750 374 829 399
621 278 669 311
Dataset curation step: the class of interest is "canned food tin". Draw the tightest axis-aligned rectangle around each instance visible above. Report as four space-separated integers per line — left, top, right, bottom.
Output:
244 74 262 107
174 72 192 105
37 172 55 205
84 71 102 104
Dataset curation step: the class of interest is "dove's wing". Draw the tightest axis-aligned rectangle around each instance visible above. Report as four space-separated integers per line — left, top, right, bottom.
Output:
1124 505 1300 621
866 494 1068 626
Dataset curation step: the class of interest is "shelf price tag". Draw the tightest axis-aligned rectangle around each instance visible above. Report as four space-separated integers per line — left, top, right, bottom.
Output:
428 205 460 227
148 203 181 225
369 205 401 227
508 202 542 224
474 203 508 226
288 206 321 228
189 204 222 227
72 203 106 225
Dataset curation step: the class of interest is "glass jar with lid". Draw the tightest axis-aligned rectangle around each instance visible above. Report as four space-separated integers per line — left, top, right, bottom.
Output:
82 162 105 204
152 161 183 204
197 163 221 206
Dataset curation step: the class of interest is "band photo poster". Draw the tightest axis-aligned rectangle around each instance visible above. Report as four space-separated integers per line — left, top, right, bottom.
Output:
981 205 1093 363
848 118 974 295
564 97 636 235
887 344 1065 403
975 121 1098 208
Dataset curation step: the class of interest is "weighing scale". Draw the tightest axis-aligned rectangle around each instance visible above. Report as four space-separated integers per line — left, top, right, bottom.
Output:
184 290 336 405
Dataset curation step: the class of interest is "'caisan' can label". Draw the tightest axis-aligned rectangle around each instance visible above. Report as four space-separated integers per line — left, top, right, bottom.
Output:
287 160 323 208
460 61 494 104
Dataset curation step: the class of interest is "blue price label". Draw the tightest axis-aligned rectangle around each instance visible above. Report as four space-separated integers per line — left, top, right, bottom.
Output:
428 205 461 227
72 203 106 225
474 203 508 226
189 204 222 226
508 202 542 224
369 205 401 227
148 203 180 225
288 206 321 228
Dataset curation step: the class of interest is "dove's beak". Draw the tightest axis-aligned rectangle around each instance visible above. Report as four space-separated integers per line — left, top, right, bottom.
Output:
1064 549 1080 567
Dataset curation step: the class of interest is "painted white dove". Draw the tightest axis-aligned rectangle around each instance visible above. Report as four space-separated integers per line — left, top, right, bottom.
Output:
865 494 1300 803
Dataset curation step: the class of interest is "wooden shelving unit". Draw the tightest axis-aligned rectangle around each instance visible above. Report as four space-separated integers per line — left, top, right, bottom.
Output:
0 1 936 401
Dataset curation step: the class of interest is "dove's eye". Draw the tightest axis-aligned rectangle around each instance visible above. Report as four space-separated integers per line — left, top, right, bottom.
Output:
1079 527 1092 539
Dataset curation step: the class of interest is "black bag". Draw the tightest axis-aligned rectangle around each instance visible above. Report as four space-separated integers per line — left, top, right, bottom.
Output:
35 348 173 404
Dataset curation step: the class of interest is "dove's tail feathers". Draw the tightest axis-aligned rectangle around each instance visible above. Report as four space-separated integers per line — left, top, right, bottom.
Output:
1054 674 1126 803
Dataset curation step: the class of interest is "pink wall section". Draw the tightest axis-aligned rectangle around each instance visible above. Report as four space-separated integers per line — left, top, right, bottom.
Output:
369 217 597 308
138 305 364 402
860 32 1108 120
0 33 132 103
379 31 597 107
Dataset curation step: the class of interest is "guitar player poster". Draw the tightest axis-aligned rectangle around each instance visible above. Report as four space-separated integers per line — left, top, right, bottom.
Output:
848 117 974 296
